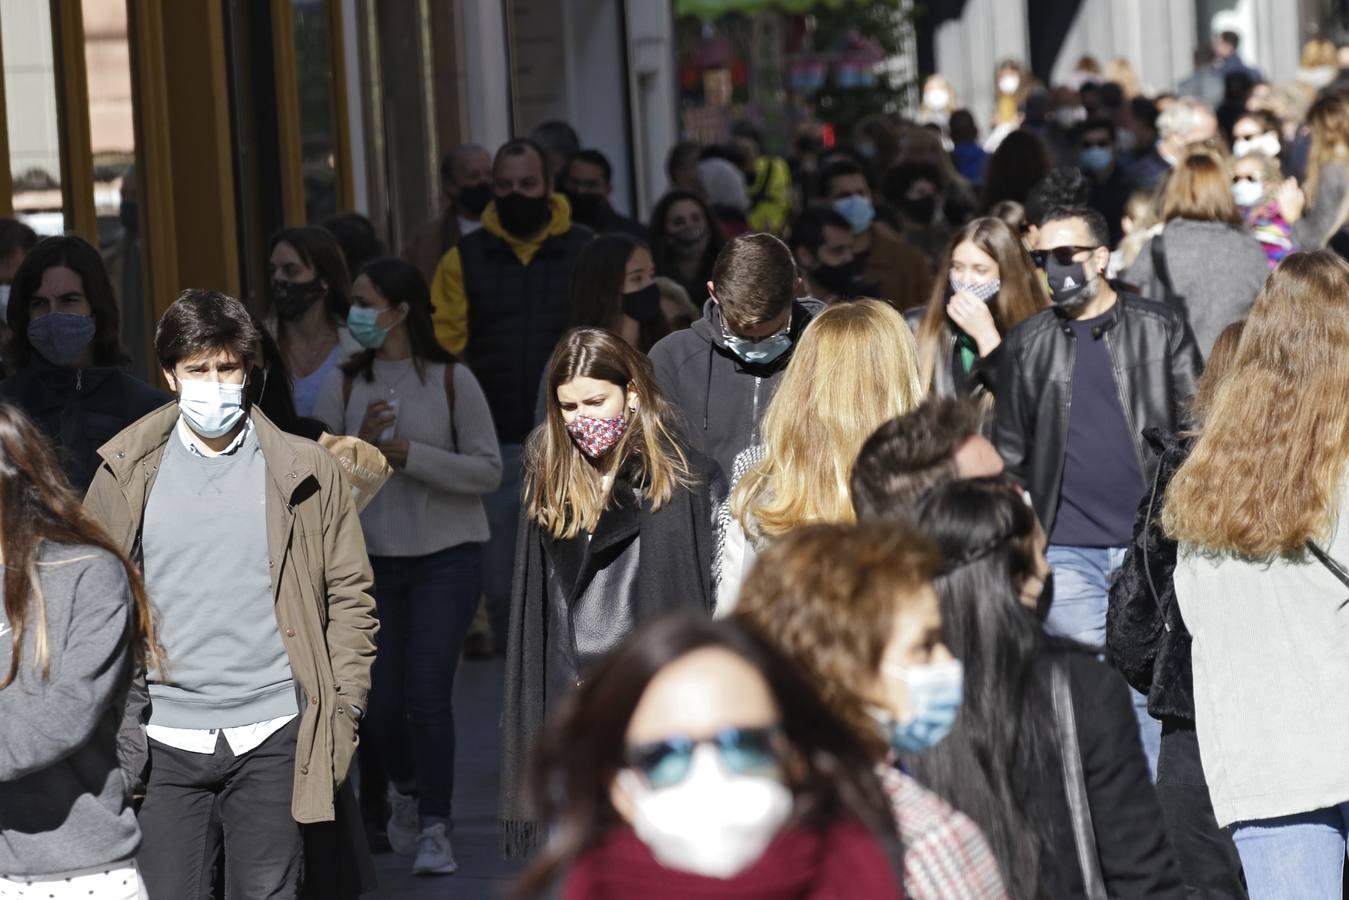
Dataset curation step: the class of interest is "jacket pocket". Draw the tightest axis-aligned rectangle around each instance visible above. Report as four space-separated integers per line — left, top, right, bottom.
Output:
331 699 359 786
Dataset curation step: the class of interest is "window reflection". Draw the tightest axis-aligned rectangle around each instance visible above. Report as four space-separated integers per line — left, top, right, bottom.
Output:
293 0 337 223
1 0 63 235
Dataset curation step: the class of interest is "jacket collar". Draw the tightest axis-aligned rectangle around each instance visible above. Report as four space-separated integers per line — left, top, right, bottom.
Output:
479 193 575 265
542 472 645 598
97 404 314 502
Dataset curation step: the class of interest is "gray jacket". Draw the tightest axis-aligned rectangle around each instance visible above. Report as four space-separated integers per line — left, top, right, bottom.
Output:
0 544 140 877
1123 218 1269 358
648 298 824 479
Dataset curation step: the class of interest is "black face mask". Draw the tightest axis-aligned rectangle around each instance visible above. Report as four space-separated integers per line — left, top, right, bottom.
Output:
566 191 608 228
811 258 861 298
903 194 939 226
456 182 493 217
271 278 326 320
621 282 662 324
495 192 552 238
1044 258 1094 316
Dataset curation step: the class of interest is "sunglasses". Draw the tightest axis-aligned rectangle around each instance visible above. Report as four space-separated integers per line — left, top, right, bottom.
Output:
721 315 791 345
1233 174 1261 184
1030 245 1097 268
624 725 782 790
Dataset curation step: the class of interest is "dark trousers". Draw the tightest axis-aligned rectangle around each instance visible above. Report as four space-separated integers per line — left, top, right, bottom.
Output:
137 718 303 900
368 543 483 823
1156 721 1248 899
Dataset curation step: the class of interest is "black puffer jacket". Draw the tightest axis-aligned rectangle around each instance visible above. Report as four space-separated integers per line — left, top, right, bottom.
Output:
1105 427 1195 723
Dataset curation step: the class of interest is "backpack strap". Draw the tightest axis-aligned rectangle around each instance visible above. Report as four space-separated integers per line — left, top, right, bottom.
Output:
443 361 458 452
1151 234 1175 302
342 373 353 414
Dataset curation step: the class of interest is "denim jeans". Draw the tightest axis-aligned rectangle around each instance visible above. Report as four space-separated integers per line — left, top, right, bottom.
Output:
481 442 524 642
1232 802 1349 899
368 543 483 826
1045 544 1162 779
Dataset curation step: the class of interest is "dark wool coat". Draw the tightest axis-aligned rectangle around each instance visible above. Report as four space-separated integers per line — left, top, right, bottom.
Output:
498 449 720 854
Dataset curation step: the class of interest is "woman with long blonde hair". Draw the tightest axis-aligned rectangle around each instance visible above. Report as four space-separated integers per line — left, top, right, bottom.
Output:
1283 91 1349 250
910 217 1048 400
500 326 717 853
0 401 162 899
714 300 923 611
1163 250 1349 896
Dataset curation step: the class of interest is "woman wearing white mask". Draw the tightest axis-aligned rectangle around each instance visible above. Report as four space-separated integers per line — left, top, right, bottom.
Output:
918 74 957 132
1231 110 1284 162
499 327 718 856
313 257 501 876
912 478 1182 898
735 523 1009 899
512 614 905 899
1232 152 1294 267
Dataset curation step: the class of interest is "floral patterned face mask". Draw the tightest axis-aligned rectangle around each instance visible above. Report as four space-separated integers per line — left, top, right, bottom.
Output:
566 414 628 458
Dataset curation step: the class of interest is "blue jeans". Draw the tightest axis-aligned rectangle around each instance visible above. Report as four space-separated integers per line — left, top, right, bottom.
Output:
1232 802 1349 898
368 544 482 826
1046 544 1161 779
481 442 524 642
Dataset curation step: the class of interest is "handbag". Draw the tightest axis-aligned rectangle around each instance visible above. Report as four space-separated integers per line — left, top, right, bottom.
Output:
1051 659 1108 900
1307 540 1349 609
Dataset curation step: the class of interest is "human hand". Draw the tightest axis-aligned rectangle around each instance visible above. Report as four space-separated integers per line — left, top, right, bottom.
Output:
358 400 395 445
377 439 409 470
1277 177 1305 223
947 291 1002 356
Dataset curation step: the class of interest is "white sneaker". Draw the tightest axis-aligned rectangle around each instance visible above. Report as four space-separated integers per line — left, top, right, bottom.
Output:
412 823 458 876
386 787 419 856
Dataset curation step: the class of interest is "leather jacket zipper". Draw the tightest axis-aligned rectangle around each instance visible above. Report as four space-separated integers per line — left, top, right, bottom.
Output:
1103 329 1149 483
75 369 82 391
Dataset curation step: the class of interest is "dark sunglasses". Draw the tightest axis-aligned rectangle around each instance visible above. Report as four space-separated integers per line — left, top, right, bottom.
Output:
1030 245 1097 268
1233 174 1261 184
625 725 781 789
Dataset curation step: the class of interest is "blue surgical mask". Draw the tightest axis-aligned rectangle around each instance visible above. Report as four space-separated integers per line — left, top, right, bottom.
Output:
177 377 246 439
1079 146 1114 173
347 306 388 349
832 195 875 235
881 659 964 753
28 312 97 367
719 311 792 365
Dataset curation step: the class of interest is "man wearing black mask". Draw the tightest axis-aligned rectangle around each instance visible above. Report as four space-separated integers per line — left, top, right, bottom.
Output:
402 144 493 285
994 205 1200 776
787 206 874 303
561 148 647 239
428 137 592 654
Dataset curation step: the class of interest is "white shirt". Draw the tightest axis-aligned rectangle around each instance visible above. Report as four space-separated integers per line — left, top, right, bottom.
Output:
146 417 296 756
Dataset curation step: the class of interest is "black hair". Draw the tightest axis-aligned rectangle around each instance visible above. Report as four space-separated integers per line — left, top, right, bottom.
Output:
730 119 764 148
1079 117 1118 142
880 161 945 208
788 206 852 255
1099 82 1125 110
568 233 669 353
530 120 581 161
665 141 701 182
246 314 323 440
497 137 552 187
155 289 261 372
1041 204 1111 249
908 477 1063 898
981 130 1053 211
949 109 979 144
818 158 870 197
7 235 125 368
565 148 613 186
320 213 385 280
1220 30 1239 49
341 257 456 383
439 144 488 183
513 612 900 899
1131 96 1159 130
1025 167 1091 227
268 225 352 325
0 218 37 261
647 189 726 299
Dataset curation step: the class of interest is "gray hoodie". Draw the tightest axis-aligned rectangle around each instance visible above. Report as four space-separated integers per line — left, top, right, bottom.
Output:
0 544 139 877
648 298 824 480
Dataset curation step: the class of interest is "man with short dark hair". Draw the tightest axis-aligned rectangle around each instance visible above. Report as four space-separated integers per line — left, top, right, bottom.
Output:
820 158 932 310
649 232 822 476
402 144 493 285
787 206 874 303
429 137 592 657
561 148 647 239
666 141 703 195
996 205 1201 774
85 289 377 897
529 120 581 184
1076 118 1131 246
850 397 1004 524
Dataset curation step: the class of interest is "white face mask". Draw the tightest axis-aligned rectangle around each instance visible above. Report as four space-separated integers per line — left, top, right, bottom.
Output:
1232 178 1265 208
1233 132 1280 159
618 746 793 879
177 377 246 439
998 74 1021 95
924 88 951 111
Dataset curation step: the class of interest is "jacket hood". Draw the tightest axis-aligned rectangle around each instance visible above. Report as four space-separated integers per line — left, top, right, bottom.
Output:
480 193 574 255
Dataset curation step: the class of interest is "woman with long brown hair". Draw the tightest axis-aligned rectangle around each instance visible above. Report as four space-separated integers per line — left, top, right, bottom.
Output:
500 327 717 854
1122 147 1268 356
0 402 162 898
1282 91 1349 251
910 217 1048 400
1164 251 1349 896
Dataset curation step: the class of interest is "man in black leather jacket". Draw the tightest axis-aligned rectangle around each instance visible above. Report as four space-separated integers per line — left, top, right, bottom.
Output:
995 205 1202 774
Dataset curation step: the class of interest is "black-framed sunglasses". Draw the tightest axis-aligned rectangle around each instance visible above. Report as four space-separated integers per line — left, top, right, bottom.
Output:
624 725 782 790
1030 245 1097 269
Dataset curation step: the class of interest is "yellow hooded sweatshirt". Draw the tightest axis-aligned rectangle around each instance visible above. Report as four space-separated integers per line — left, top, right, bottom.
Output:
430 193 575 354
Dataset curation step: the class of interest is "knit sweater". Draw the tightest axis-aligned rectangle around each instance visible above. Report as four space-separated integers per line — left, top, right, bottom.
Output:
313 358 502 557
0 545 140 877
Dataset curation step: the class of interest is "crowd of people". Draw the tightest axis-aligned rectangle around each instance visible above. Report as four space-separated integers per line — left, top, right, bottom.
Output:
6 29 1349 900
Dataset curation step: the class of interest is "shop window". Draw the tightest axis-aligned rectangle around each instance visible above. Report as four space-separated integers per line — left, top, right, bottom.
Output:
1 0 63 235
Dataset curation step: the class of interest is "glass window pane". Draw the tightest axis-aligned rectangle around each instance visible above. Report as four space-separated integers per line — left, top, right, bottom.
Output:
1 0 63 235
292 0 337 222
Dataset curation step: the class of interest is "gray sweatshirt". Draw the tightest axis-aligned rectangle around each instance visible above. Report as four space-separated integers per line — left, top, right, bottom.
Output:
0 544 140 876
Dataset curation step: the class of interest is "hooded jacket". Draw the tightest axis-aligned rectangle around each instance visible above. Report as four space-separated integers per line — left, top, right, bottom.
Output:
429 193 592 444
648 297 824 479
